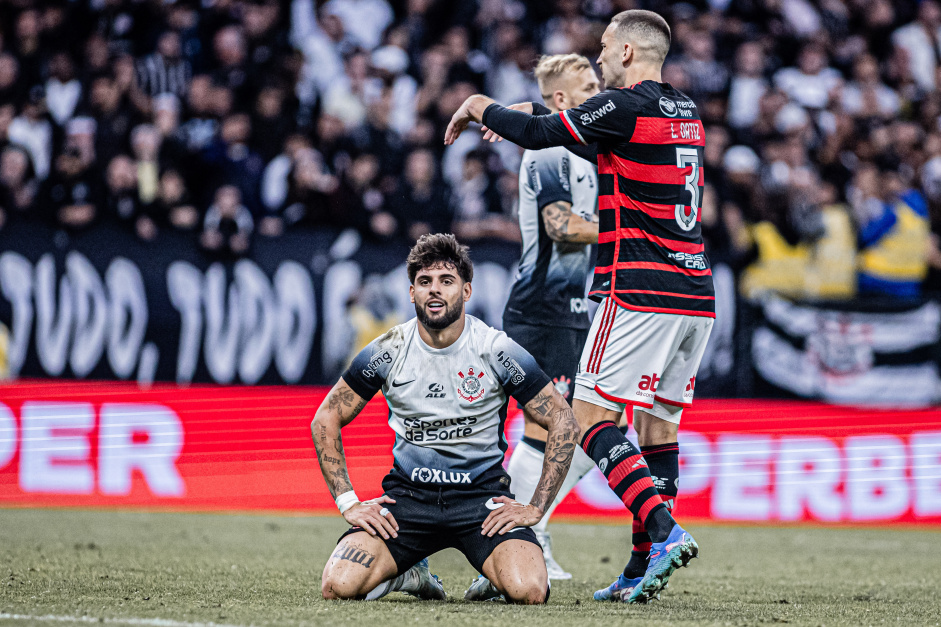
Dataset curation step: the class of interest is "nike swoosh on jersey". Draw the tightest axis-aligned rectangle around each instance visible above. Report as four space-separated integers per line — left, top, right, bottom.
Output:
391 379 416 387
484 498 505 510
577 174 586 182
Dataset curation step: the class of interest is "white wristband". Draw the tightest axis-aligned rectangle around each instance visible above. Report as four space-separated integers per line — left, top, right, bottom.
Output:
336 490 359 514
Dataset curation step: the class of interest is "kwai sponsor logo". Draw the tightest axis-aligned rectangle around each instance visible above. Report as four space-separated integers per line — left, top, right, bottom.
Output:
579 100 616 124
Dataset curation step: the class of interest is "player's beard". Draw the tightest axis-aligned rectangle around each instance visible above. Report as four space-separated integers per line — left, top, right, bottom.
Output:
415 297 462 330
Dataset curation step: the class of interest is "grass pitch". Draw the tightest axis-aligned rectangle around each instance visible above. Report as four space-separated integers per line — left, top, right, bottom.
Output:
1 509 939 627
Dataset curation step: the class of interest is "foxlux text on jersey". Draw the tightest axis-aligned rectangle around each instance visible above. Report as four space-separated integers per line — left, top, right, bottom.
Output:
410 467 472 484
403 416 478 442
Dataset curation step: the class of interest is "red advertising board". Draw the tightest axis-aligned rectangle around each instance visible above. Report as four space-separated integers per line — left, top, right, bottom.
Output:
0 381 939 525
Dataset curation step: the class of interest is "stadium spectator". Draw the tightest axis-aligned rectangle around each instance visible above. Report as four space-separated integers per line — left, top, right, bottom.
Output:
44 52 81 128
0 54 22 107
840 53 901 120
389 147 452 242
322 0 394 52
892 0 941 92
104 154 146 235
136 31 192 100
451 148 518 243
155 169 199 232
201 185 253 257
727 42 769 130
773 42 843 111
40 144 100 231
88 75 135 168
8 87 52 181
0 144 38 228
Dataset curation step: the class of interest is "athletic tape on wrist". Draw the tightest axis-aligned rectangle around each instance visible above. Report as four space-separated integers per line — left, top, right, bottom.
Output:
335 490 359 514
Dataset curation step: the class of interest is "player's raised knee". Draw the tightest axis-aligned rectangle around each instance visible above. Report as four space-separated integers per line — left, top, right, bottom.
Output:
501 572 549 605
321 571 364 600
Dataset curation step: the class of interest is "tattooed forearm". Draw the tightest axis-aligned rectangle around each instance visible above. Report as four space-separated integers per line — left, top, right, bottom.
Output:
526 390 554 420
528 399 579 513
327 467 353 496
326 387 368 419
312 382 363 499
541 202 598 245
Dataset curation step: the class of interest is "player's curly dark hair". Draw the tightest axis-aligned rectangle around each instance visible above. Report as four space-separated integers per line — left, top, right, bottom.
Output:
406 233 474 284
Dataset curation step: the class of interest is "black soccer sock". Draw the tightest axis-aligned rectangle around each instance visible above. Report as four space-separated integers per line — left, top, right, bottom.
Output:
581 421 675 543
623 442 680 578
642 442 680 510
623 518 651 578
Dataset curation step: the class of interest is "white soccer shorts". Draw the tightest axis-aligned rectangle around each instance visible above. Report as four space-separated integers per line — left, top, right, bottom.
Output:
573 297 714 424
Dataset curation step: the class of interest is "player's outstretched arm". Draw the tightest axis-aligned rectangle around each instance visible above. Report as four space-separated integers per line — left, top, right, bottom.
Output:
542 201 599 245
481 383 579 537
311 379 399 539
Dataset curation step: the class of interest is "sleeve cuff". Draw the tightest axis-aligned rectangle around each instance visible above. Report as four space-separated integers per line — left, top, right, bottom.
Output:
513 373 552 406
531 102 552 116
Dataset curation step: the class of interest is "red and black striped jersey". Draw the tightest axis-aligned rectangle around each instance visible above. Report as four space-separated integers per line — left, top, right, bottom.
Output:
482 81 715 318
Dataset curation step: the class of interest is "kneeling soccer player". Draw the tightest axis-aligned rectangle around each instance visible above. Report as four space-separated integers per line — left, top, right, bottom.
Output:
312 233 579 604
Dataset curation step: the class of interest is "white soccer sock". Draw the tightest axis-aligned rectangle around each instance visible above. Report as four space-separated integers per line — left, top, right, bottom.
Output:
533 446 596 534
364 567 417 600
506 440 543 505
508 441 597 534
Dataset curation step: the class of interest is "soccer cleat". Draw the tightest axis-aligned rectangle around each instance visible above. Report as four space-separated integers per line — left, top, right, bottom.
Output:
593 574 645 601
464 575 504 602
535 530 572 580
624 524 698 604
404 558 447 601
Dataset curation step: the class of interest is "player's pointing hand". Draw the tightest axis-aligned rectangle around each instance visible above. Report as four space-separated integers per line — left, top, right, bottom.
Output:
481 496 543 537
342 495 399 540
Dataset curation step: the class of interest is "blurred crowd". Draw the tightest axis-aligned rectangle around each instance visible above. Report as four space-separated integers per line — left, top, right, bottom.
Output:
1 0 940 297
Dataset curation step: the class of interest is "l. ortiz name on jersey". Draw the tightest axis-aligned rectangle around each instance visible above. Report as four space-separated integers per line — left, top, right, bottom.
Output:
341 315 550 486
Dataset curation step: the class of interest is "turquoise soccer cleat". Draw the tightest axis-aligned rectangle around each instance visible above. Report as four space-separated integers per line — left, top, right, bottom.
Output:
624 524 698 604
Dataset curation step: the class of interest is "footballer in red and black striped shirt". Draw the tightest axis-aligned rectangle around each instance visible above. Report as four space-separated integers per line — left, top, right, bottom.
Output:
446 9 708 605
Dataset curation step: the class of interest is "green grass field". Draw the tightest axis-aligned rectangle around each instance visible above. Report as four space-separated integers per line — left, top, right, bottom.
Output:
1 509 939 627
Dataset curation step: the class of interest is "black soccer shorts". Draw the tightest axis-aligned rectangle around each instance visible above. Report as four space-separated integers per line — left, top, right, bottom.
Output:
502 320 588 403
338 467 542 575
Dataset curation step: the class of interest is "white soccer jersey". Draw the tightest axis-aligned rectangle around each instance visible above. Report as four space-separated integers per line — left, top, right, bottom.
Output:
342 316 550 485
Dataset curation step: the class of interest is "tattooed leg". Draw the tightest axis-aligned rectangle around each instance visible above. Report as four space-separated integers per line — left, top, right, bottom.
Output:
321 533 398 600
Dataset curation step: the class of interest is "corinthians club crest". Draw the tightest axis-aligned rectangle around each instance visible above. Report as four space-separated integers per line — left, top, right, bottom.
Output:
457 367 486 402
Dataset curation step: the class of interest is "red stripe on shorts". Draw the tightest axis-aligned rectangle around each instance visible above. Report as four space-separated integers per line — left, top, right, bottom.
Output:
589 300 617 374
587 299 613 373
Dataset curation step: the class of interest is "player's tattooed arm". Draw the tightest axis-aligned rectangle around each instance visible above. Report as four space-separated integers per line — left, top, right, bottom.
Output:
311 379 368 498
523 383 579 514
541 201 599 245
482 383 578 536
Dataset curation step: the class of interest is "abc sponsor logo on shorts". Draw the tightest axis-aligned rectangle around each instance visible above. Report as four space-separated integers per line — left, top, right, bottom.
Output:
570 298 588 313
636 373 659 400
410 467 472 484
403 416 477 442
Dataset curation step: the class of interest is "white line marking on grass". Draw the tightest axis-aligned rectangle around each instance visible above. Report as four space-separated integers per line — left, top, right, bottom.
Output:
0 613 244 627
